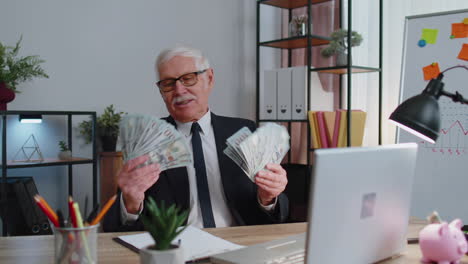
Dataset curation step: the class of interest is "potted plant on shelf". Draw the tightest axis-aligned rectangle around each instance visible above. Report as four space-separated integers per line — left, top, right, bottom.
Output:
139 197 189 264
321 29 363 66
0 36 49 110
58 140 72 160
78 104 126 152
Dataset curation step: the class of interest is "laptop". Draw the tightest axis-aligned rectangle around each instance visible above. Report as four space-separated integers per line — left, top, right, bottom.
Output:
210 143 418 264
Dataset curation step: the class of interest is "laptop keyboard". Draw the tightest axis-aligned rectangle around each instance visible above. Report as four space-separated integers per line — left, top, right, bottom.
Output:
265 250 305 264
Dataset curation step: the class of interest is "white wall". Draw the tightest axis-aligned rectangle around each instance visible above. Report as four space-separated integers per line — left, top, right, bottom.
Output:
0 0 257 222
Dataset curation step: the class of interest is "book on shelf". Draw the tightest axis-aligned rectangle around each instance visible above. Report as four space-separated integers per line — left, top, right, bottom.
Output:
308 110 367 149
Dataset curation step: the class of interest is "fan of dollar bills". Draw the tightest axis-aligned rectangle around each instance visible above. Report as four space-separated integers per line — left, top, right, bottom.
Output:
118 114 193 171
223 123 290 181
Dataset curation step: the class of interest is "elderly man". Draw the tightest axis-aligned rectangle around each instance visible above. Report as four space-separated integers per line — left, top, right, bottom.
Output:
103 46 289 231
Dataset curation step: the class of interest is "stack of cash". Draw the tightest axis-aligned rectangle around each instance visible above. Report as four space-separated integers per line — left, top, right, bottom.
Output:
224 123 290 181
118 114 193 171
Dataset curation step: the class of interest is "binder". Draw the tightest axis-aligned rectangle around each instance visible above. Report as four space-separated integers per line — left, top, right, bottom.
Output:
277 67 292 120
13 180 40 234
260 70 277 120
291 66 307 120
23 178 52 234
0 177 52 235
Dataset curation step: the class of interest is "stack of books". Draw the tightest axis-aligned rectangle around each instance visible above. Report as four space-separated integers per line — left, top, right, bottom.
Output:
308 110 367 148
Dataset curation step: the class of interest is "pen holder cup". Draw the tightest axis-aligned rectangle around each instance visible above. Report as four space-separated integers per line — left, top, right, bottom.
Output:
53 224 99 264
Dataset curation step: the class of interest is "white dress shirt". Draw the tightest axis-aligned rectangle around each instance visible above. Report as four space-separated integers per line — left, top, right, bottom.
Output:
120 111 276 227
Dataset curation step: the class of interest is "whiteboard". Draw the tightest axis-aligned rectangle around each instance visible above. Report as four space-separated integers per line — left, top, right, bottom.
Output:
397 9 468 222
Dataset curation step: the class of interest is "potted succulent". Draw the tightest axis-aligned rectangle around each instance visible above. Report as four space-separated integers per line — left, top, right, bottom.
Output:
321 29 363 66
58 140 72 160
0 36 49 110
139 197 189 264
78 104 126 152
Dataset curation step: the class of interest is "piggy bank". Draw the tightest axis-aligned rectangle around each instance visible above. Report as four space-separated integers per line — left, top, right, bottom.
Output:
419 219 468 264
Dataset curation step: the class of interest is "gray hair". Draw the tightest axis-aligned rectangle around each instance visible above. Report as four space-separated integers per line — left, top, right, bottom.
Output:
155 45 210 80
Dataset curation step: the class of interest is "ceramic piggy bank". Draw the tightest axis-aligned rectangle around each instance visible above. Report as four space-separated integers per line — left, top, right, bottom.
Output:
419 219 467 264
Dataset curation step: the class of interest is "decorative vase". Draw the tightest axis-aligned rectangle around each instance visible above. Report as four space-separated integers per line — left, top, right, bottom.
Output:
336 51 350 66
289 21 309 37
139 245 184 264
0 82 15 111
58 150 72 160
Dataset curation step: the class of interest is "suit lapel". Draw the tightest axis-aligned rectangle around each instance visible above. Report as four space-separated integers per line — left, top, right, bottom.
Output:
163 116 190 210
210 113 236 205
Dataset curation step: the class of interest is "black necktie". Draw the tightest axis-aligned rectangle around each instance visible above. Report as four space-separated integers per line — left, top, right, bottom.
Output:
191 122 216 228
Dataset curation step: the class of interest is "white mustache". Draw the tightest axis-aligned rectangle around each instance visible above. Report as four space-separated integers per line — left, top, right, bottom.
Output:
172 94 197 105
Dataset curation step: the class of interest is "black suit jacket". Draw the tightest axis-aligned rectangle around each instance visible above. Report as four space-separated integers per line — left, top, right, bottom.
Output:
103 113 289 232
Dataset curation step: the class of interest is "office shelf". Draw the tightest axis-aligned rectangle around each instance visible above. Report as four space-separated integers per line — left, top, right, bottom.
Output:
259 0 331 9
259 119 308 122
259 35 330 49
0 110 97 236
256 0 383 221
4 157 94 169
310 66 381 74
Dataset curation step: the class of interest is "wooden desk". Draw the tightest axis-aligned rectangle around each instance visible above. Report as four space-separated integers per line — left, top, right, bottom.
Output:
1 220 467 263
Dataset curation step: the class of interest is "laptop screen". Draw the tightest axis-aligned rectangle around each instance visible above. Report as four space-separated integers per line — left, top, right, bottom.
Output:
305 143 418 263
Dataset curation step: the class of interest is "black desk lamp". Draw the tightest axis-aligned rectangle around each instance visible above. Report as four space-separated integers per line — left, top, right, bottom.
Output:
389 65 468 143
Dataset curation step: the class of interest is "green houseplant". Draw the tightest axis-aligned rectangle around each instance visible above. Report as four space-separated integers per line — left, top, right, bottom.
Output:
0 36 48 110
78 104 126 152
321 29 363 66
139 197 189 264
58 140 72 160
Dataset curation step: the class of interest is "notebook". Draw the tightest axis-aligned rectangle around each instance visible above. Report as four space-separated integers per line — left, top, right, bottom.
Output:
210 143 418 264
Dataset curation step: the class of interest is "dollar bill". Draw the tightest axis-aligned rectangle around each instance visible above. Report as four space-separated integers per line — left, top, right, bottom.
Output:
224 123 290 181
119 114 193 171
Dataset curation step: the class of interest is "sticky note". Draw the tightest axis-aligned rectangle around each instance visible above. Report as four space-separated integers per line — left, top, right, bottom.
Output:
418 39 426 47
421 28 439 44
422 63 440 81
458 43 468 61
464 18 468 25
451 23 468 38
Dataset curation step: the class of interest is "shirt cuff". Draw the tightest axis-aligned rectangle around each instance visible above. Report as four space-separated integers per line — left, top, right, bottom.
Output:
257 195 277 212
120 193 143 225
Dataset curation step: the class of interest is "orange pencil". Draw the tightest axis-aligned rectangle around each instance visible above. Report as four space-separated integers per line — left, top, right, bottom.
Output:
35 195 59 221
34 196 59 227
90 194 117 226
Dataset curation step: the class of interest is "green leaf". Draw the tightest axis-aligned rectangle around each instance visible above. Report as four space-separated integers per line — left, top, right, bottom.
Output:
141 197 189 251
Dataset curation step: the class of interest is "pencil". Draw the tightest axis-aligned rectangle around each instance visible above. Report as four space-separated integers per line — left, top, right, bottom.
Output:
35 195 58 221
90 194 117 226
34 196 59 227
72 202 93 262
68 196 77 228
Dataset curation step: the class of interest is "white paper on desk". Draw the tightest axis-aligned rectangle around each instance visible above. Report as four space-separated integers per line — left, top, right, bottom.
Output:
115 226 245 261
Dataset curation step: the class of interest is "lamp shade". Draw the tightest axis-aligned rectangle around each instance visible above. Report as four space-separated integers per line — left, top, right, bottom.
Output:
389 93 440 143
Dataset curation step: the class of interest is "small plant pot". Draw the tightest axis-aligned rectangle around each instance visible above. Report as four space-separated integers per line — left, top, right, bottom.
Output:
336 52 350 66
58 150 72 160
139 245 184 264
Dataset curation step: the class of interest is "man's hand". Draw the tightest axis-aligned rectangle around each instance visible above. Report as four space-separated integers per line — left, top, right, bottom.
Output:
255 163 288 206
118 155 161 214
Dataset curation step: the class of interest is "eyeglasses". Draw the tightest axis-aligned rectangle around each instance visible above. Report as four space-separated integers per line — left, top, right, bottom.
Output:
156 69 208 92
